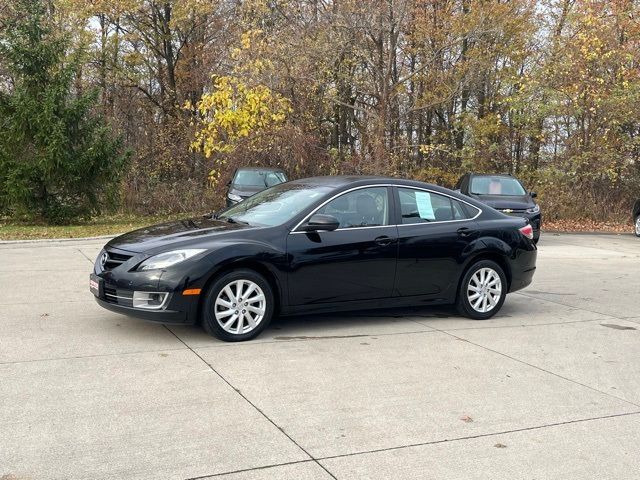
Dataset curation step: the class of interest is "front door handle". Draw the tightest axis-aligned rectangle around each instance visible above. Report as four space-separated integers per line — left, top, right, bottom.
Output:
457 227 474 237
374 235 395 246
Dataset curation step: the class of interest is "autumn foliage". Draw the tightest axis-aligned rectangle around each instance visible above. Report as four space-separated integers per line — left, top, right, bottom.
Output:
1 0 639 222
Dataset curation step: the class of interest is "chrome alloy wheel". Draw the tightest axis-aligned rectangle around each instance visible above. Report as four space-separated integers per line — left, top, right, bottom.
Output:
467 267 502 313
214 280 266 334
635 216 640 236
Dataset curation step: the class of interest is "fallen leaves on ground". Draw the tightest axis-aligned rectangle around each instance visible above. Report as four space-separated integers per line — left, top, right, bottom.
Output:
543 219 631 234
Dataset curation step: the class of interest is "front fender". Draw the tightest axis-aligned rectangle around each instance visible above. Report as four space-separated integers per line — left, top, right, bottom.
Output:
195 240 288 306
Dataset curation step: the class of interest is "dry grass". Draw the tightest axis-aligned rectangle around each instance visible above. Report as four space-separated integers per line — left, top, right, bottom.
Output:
0 214 179 241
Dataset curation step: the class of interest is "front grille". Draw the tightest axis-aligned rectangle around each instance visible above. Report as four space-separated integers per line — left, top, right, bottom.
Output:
104 286 134 307
102 250 133 271
501 209 527 214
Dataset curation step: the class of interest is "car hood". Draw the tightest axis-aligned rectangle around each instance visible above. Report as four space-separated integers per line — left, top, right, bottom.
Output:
106 216 254 254
470 194 535 210
229 185 263 197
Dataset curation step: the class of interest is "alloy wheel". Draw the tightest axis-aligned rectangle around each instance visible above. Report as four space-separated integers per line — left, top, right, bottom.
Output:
214 279 266 334
467 267 502 313
635 216 640 236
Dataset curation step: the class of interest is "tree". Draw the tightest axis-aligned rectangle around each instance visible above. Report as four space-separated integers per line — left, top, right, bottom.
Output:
0 0 127 223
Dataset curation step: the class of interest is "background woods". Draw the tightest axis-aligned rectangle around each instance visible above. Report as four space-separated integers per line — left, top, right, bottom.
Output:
1 0 639 223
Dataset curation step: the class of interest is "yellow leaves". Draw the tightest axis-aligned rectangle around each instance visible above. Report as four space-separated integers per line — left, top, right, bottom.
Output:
190 76 291 158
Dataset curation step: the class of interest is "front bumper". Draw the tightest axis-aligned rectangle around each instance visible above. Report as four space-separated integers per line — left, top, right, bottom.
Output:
94 296 189 324
90 247 207 325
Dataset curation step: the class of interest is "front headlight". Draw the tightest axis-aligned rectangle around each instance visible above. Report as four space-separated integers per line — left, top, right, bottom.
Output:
137 249 206 271
228 193 242 202
526 204 540 214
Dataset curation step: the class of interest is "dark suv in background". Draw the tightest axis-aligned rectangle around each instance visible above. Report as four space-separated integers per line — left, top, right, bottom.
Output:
633 199 640 237
456 173 541 243
226 167 288 206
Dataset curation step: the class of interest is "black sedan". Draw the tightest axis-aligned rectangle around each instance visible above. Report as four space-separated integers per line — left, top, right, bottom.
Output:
455 173 541 242
90 176 537 341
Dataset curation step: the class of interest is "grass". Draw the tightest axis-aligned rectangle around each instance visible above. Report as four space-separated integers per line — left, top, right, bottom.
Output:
0 214 182 241
1 213 634 241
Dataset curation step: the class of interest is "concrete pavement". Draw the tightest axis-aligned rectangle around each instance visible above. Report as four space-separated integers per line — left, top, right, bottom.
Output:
1 233 639 479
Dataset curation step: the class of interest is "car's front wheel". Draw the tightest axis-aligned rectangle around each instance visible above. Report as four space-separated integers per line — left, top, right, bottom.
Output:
202 269 274 341
456 260 507 320
635 214 640 237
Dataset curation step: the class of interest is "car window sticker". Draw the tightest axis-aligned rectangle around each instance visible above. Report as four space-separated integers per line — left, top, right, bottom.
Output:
415 191 435 220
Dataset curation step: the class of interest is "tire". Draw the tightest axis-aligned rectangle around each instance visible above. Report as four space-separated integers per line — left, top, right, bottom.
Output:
635 215 640 238
456 260 507 320
201 269 274 341
533 232 540 244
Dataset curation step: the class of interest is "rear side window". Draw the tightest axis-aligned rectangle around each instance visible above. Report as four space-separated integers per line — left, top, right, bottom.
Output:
398 188 478 224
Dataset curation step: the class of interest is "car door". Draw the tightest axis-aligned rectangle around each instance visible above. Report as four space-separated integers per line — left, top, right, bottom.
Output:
287 186 398 305
393 187 480 299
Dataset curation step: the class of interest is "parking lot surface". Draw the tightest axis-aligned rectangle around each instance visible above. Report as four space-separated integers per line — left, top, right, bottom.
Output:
1 233 639 479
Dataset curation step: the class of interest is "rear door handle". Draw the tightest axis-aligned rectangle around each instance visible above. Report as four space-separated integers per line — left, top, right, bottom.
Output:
457 227 474 237
374 235 395 246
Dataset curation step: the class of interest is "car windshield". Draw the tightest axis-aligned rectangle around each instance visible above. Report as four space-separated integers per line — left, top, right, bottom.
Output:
233 169 287 188
470 176 526 196
217 183 331 226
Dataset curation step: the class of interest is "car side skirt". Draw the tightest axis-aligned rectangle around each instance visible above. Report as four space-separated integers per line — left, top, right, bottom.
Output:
279 293 454 316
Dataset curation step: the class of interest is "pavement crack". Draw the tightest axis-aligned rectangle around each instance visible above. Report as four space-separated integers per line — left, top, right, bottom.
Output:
163 325 338 480
411 316 610 333
315 410 640 462
184 459 315 480
431 328 640 409
76 247 95 264
514 291 625 320
0 346 189 365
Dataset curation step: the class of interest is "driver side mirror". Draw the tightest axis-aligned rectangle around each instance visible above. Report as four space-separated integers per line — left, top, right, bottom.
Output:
299 214 340 232
530 191 537 198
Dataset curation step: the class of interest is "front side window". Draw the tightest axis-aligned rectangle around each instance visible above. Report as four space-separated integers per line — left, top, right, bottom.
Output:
316 187 389 228
470 176 526 196
398 188 477 224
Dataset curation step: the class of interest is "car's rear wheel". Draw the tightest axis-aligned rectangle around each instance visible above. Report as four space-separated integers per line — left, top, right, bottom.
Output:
456 260 507 320
202 269 274 341
635 214 640 237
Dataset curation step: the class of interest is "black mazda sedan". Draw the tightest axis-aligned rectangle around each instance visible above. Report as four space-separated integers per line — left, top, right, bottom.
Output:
90 176 537 341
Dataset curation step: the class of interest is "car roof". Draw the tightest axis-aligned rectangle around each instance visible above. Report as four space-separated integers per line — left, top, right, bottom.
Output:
235 167 285 172
288 175 454 193
469 173 515 178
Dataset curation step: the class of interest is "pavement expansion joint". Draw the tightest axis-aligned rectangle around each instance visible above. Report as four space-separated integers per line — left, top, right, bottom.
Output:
163 325 339 480
434 329 640 409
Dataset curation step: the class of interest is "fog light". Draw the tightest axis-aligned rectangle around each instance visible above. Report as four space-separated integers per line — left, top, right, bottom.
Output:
133 291 169 310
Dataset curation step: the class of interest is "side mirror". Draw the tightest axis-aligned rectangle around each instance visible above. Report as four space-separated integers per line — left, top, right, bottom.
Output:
226 180 232 187
530 191 538 198
300 214 340 232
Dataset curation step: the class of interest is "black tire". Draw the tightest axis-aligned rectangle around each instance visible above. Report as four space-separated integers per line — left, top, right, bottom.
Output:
201 269 274 341
533 231 540 244
635 215 640 238
456 260 507 320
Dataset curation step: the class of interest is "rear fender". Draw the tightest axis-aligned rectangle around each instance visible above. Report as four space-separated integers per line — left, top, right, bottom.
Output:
459 236 514 287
